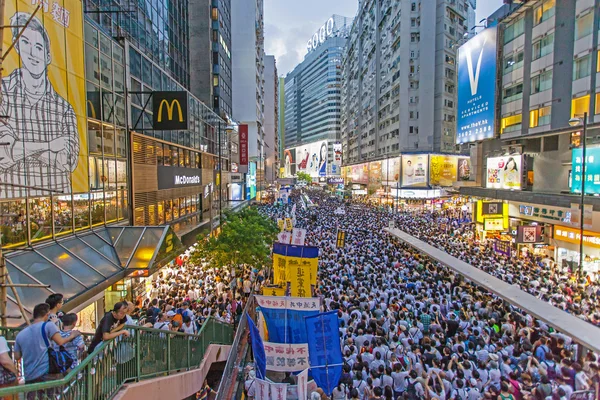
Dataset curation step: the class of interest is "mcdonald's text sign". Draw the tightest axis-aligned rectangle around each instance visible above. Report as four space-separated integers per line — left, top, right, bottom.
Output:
153 91 189 130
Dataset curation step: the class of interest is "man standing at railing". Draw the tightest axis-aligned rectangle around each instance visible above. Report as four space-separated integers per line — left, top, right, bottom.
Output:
13 304 82 387
87 302 130 354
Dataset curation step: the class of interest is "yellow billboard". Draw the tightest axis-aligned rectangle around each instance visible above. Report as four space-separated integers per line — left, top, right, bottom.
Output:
0 0 87 198
430 155 458 186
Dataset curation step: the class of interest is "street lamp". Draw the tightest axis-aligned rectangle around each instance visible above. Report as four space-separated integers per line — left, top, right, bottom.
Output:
569 112 588 276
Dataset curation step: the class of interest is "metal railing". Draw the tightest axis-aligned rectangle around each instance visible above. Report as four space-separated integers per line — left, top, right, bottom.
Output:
0 317 233 399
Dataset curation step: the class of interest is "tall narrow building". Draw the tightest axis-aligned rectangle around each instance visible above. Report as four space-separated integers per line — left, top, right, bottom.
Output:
264 56 279 184
341 0 469 165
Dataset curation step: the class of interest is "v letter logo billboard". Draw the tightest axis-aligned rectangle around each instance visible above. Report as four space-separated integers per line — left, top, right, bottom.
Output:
465 38 487 96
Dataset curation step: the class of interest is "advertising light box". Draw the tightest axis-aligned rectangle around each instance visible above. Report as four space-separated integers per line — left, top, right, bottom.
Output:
486 155 522 190
571 147 600 194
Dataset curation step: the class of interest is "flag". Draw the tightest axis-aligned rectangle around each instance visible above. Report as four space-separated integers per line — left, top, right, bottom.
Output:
256 296 320 344
297 368 309 400
247 313 266 380
270 383 288 400
255 378 270 400
305 311 344 396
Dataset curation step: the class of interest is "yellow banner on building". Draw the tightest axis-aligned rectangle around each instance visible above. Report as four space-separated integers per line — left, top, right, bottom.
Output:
1 0 88 198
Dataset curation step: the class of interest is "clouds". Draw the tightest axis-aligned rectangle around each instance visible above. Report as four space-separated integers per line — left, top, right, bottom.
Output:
264 0 358 76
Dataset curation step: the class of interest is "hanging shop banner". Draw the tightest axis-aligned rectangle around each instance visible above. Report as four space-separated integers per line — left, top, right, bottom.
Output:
429 155 458 186
486 155 523 190
305 311 344 396
0 0 88 199
368 161 382 190
456 26 498 144
401 155 429 187
517 225 543 244
264 342 309 372
494 240 512 257
239 124 249 166
332 143 342 175
291 228 307 246
256 295 321 344
247 313 266 379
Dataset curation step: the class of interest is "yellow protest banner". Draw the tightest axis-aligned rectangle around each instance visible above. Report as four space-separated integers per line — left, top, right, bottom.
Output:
287 257 312 297
263 286 286 296
277 219 285 231
284 218 293 231
272 253 287 285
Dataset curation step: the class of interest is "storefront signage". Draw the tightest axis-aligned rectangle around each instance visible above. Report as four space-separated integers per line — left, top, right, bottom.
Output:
513 203 574 226
571 147 600 194
391 189 442 199
484 218 505 231
231 174 243 182
239 124 249 166
517 225 543 243
327 177 344 185
493 240 512 257
157 166 202 190
554 226 600 249
475 200 508 227
307 17 335 53
152 91 189 130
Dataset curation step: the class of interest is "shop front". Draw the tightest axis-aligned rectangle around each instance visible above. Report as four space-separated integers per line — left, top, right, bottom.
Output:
553 225 600 275
473 200 509 241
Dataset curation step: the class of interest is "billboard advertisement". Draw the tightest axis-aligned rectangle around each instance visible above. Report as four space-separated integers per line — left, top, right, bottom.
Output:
458 157 472 181
246 162 256 199
368 161 382 189
239 124 248 165
456 26 498 144
0 0 88 199
571 147 600 194
429 155 458 186
347 163 368 184
401 155 428 187
295 140 328 178
283 148 296 178
381 157 400 186
486 155 522 190
332 143 342 175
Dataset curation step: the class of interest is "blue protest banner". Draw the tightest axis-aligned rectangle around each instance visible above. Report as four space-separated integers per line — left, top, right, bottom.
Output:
305 310 343 396
246 313 266 380
256 296 320 344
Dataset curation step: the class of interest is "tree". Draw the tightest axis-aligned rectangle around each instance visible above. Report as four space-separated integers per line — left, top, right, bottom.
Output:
192 207 278 270
296 171 312 185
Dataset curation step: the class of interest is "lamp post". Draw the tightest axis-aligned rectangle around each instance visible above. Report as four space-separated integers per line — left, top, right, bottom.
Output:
569 112 588 276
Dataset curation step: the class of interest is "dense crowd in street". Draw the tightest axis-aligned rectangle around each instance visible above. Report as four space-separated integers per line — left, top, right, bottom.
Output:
257 190 600 400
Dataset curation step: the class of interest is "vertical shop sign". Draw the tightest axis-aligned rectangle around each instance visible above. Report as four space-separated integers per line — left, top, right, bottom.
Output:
239 124 248 165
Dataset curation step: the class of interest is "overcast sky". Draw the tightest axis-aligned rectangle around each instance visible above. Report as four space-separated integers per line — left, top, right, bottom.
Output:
264 0 505 77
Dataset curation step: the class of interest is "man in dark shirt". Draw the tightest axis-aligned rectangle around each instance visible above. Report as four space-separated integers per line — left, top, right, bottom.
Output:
445 313 460 338
88 302 129 353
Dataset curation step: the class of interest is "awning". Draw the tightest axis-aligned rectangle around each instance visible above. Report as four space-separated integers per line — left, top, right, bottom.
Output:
4 226 182 326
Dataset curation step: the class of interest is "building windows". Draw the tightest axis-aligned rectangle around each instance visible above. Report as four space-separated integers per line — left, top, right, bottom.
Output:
501 114 522 134
504 17 524 44
530 106 551 128
532 33 554 60
575 12 593 40
503 83 523 103
531 70 553 94
411 33 420 42
504 51 524 74
444 99 454 108
595 93 600 115
573 55 592 80
571 95 590 119
533 0 555 26
213 75 219 86
212 7 218 20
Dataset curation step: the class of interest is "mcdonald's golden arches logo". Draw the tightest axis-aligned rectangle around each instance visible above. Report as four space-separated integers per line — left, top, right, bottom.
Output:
152 91 189 130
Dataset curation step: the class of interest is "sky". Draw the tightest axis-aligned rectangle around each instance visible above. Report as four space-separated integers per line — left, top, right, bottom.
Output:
265 0 505 77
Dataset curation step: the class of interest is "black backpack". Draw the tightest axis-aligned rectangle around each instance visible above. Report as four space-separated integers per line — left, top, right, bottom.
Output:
405 378 419 400
146 307 159 324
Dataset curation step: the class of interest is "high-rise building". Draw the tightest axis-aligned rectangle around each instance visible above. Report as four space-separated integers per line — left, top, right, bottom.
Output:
231 0 265 195
467 0 477 31
278 77 286 166
284 15 351 150
264 56 279 184
189 0 233 118
341 0 469 166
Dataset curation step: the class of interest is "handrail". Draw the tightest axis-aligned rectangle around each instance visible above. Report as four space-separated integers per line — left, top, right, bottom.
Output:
0 317 234 399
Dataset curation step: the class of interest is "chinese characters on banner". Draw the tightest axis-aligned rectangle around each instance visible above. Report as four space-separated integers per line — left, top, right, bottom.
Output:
277 219 285 231
264 342 309 372
255 379 270 400
255 295 321 344
291 228 307 246
297 369 309 400
239 124 249 165
284 218 293 231
272 243 319 297
277 231 292 244
493 240 511 257
270 383 288 400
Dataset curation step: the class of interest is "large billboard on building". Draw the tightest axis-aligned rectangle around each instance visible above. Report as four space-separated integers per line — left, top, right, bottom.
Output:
401 155 428 187
246 162 256 199
381 157 400 186
429 155 458 186
295 140 328 178
456 26 498 144
571 147 600 194
486 155 522 190
346 163 368 184
283 148 296 178
332 143 342 175
0 0 87 198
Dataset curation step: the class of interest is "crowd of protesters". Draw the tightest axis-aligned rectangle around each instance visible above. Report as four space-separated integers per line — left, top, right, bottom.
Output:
255 189 600 400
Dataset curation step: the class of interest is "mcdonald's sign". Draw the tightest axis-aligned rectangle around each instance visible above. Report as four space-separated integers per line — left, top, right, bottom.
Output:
152 91 189 130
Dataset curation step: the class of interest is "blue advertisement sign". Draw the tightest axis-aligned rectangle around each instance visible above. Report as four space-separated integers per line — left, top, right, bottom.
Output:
305 311 343 396
571 147 600 194
456 26 498 144
246 162 257 199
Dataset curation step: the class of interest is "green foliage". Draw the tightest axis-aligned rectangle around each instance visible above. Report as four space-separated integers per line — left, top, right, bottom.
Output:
296 171 312 185
192 207 278 270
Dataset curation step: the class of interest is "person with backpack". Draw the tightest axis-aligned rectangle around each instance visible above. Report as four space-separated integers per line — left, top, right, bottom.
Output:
146 299 160 324
404 370 424 400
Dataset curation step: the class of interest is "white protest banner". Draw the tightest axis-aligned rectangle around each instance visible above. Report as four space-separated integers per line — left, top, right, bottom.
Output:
264 342 310 372
255 296 320 311
256 379 270 400
297 369 309 400
270 383 288 400
277 231 292 244
291 228 307 246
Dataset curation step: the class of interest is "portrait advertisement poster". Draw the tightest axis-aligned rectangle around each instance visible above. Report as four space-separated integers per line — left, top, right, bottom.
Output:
486 155 523 190
283 148 296 178
401 154 428 187
0 0 88 198
368 161 382 190
457 157 472 181
255 295 321 344
332 143 342 175
294 140 328 178
348 163 368 184
456 26 497 144
429 155 458 186
381 157 400 186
